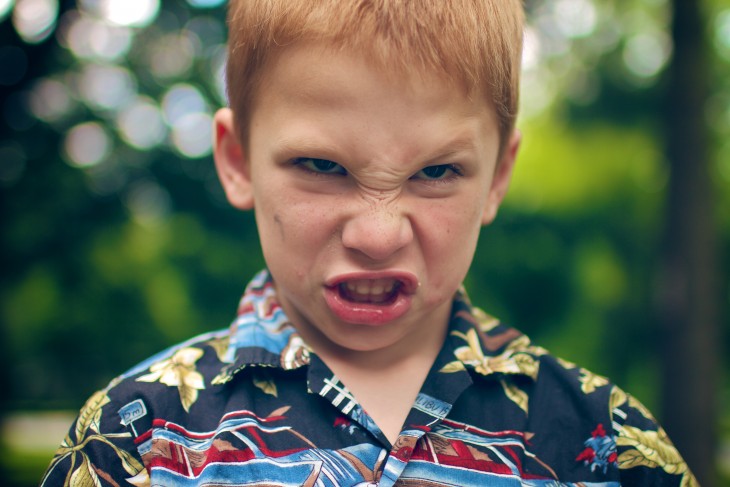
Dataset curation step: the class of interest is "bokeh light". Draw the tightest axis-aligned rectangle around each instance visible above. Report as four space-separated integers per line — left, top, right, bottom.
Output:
28 77 74 122
0 0 14 21
64 122 111 168
186 0 225 8
116 97 167 150
12 0 59 43
553 0 597 39
99 0 159 27
59 10 132 61
170 111 213 158
160 84 212 158
77 64 136 112
623 31 672 80
715 9 730 61
148 33 195 80
162 83 207 126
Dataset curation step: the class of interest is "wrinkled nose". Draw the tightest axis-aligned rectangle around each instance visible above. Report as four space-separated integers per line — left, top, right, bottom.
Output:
341 204 413 261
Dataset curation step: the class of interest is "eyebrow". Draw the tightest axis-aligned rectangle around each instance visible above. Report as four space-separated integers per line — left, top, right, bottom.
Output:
270 127 485 167
420 135 480 164
271 136 341 160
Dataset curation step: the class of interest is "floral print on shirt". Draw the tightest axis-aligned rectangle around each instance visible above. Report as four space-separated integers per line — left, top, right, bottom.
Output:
41 270 697 487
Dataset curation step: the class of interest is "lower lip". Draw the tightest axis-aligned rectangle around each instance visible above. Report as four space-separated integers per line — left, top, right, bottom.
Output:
323 286 413 325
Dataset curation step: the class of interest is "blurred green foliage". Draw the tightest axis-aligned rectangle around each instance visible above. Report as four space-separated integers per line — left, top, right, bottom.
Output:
1 0 729 485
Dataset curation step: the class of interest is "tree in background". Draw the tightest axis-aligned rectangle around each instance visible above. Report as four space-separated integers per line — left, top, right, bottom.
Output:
659 0 720 484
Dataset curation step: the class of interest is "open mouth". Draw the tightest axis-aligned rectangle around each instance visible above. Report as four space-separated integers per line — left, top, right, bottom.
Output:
323 272 417 325
337 279 402 304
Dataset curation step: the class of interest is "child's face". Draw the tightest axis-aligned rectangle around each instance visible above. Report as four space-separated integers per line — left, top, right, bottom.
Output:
214 43 519 357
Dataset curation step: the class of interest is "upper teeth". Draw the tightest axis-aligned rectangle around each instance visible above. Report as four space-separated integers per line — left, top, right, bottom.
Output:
345 279 396 295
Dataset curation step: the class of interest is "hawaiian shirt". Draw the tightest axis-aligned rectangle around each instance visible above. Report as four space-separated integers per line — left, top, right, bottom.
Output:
41 270 696 486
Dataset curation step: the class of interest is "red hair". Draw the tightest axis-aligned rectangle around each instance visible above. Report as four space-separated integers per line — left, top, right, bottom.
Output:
226 0 524 148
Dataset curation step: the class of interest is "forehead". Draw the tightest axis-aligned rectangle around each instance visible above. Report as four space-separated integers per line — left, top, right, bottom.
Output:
249 42 497 129
245 42 502 176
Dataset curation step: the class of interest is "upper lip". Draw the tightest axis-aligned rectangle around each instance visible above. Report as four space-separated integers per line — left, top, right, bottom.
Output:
324 271 419 295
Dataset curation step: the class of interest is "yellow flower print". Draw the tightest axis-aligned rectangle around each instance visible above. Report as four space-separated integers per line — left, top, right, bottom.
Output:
442 328 539 379
616 424 698 487
207 336 232 363
253 374 278 397
609 386 656 423
609 385 628 412
557 357 609 394
578 368 609 394
500 378 529 414
137 347 205 412
472 307 500 333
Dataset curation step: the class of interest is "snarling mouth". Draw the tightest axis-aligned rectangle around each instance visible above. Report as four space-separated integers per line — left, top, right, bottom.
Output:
337 279 402 304
324 272 417 324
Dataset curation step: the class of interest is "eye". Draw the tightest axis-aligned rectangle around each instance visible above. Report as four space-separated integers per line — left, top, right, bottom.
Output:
294 157 347 175
412 164 462 181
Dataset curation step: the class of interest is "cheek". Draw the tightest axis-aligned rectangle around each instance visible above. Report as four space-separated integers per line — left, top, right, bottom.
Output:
257 192 338 248
420 198 483 247
415 201 483 286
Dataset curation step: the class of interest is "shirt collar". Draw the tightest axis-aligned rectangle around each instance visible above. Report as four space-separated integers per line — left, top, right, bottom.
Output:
213 270 539 385
438 288 541 381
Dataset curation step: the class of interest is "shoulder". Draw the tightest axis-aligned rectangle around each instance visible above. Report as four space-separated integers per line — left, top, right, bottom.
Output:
516 339 697 485
451 298 696 485
39 329 230 486
510 342 696 485
608 386 698 486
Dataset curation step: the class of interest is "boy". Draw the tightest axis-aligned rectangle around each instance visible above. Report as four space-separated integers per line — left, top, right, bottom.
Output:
42 1 696 486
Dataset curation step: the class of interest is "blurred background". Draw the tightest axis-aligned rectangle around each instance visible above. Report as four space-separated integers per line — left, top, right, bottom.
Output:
0 0 728 485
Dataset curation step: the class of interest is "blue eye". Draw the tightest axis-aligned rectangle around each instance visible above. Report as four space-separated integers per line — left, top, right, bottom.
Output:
414 164 461 180
294 158 347 175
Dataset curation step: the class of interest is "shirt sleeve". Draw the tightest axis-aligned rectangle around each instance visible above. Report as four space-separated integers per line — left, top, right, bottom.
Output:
611 386 698 487
39 387 149 487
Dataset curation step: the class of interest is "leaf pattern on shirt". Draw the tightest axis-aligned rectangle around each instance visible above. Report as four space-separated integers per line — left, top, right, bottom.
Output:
557 357 609 394
76 390 109 438
609 385 627 412
500 378 529 414
472 306 500 332
40 271 695 487
137 347 205 412
442 328 539 379
616 424 697 487
609 386 656 424
578 369 610 394
208 336 231 363
439 361 467 373
253 375 278 397
40 390 146 487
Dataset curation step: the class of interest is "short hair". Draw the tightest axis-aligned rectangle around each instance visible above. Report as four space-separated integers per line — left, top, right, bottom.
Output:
225 0 524 151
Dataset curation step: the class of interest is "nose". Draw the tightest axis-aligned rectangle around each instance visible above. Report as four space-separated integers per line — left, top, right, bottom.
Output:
341 202 413 261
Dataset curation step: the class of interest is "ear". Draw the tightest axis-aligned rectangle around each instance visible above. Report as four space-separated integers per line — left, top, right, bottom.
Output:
481 129 521 225
213 108 255 210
